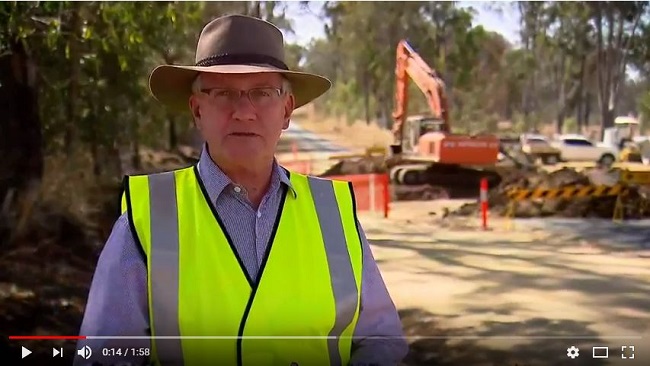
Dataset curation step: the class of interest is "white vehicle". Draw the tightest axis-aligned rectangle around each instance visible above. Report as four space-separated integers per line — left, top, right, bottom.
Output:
520 133 561 164
551 134 617 165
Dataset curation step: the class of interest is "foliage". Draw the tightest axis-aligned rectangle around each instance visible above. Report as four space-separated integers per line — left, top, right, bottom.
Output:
302 1 650 137
0 1 295 178
1 0 650 187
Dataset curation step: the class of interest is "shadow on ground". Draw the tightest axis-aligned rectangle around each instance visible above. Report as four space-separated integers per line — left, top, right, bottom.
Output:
367 230 649 365
398 308 613 366
511 218 650 252
370 237 650 334
400 309 606 366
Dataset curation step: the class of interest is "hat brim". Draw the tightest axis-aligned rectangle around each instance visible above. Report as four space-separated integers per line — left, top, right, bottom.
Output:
148 64 332 111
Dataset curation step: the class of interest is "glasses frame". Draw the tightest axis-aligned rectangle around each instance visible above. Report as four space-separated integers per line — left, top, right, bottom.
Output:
199 86 285 108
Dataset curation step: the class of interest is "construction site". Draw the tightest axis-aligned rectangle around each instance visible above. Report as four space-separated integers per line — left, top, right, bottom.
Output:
2 22 650 366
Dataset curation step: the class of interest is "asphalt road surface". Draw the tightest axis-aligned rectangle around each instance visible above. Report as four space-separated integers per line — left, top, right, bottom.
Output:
277 122 349 154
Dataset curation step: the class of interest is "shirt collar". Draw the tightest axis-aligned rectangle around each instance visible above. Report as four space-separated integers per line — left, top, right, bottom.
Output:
196 143 297 202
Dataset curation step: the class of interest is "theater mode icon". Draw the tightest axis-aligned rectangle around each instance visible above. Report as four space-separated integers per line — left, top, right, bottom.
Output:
592 346 608 359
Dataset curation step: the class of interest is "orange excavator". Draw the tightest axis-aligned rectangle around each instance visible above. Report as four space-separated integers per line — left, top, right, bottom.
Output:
388 39 501 187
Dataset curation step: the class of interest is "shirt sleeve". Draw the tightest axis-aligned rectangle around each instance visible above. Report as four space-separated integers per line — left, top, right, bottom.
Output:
350 221 410 365
73 213 150 366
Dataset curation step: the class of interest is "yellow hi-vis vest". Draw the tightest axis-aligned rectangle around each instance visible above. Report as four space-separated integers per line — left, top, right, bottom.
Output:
120 165 363 366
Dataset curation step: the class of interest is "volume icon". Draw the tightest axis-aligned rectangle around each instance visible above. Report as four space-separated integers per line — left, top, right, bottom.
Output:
77 345 92 359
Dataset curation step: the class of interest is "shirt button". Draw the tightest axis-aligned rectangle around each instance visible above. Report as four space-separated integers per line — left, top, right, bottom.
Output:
234 186 242 193
257 211 261 218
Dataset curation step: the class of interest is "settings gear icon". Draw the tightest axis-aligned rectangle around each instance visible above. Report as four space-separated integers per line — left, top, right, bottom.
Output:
566 346 580 359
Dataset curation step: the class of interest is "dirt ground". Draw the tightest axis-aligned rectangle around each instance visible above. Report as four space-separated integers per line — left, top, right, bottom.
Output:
358 200 650 366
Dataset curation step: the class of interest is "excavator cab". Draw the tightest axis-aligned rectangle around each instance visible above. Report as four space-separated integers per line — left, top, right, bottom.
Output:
398 115 446 154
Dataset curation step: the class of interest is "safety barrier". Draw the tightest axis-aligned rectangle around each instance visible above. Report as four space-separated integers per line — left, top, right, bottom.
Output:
618 170 650 186
327 173 390 218
278 155 390 218
504 183 628 229
479 178 489 230
278 142 315 174
506 184 628 201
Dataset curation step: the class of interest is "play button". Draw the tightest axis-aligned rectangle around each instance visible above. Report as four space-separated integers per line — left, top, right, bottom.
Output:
21 346 32 359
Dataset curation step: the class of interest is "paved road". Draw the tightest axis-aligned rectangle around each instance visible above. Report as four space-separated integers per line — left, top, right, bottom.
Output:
275 121 354 174
276 122 349 154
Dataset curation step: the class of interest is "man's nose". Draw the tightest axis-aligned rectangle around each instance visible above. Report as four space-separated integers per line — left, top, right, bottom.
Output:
232 93 256 118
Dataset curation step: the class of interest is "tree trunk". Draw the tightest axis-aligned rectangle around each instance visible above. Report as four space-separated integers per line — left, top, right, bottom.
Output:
585 93 592 126
601 101 615 134
64 3 82 156
131 138 141 171
576 55 586 130
89 103 101 177
556 81 566 133
90 128 101 177
576 93 584 132
168 114 177 151
0 40 43 209
363 71 371 124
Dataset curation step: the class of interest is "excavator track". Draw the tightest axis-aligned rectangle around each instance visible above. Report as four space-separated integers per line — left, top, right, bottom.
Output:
389 162 502 199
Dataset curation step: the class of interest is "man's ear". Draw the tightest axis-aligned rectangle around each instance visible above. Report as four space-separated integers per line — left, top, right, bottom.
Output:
282 94 295 129
189 97 202 128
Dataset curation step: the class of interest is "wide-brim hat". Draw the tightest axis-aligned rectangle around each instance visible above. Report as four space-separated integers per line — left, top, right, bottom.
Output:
149 14 331 111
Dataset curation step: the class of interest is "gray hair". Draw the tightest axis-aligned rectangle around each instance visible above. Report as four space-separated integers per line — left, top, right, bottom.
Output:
191 74 292 94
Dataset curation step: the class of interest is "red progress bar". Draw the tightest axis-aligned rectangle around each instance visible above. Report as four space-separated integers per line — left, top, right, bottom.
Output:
9 335 86 340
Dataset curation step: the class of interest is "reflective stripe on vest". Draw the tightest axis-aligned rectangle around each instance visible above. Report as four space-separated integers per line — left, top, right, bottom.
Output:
121 166 363 366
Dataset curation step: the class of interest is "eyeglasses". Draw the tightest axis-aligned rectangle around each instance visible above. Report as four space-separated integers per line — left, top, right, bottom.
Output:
199 87 284 109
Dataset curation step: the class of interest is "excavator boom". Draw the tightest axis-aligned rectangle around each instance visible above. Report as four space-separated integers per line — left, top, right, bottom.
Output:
392 40 449 134
390 39 499 166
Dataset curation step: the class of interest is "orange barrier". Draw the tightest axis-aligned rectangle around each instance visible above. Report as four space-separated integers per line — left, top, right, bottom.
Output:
278 157 390 217
327 173 390 218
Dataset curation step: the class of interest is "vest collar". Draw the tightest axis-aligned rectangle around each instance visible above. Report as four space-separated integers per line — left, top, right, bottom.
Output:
197 143 297 202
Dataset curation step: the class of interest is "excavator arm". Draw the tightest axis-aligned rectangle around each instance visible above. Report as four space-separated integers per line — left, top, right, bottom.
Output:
389 39 499 166
391 39 450 145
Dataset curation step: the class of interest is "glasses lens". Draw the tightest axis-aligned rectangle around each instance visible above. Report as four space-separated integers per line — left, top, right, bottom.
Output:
207 88 280 108
249 88 279 108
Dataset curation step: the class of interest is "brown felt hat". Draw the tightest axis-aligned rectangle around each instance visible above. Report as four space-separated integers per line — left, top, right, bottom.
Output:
148 14 331 111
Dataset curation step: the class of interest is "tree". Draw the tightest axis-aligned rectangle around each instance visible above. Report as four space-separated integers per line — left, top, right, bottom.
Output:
590 1 648 135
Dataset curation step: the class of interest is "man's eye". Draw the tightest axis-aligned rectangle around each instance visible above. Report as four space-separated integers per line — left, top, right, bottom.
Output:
252 89 272 97
213 90 235 97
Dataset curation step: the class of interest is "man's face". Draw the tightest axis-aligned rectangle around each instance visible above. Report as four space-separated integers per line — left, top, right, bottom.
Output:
189 72 294 165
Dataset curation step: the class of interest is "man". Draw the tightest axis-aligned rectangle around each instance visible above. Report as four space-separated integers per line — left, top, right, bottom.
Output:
76 14 408 366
